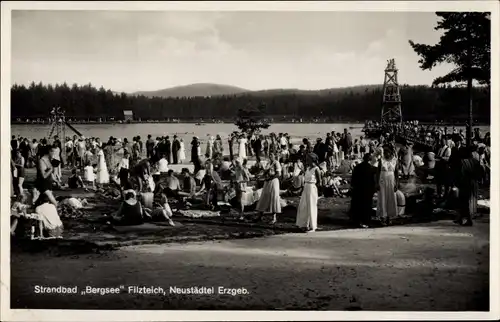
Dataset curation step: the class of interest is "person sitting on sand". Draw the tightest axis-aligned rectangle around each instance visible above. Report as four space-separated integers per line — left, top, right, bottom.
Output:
11 194 31 236
181 168 197 198
250 158 265 176
107 190 145 226
337 155 355 175
35 193 64 238
142 192 175 227
286 158 305 196
67 168 86 190
194 164 207 186
219 157 232 180
164 170 181 199
158 153 169 176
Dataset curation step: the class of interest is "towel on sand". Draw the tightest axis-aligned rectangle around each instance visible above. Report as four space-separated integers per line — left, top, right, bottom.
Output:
179 210 220 218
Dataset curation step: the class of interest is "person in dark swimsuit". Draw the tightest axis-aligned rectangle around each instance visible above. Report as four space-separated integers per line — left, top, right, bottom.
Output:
35 145 58 206
14 150 26 196
108 191 145 226
67 168 86 189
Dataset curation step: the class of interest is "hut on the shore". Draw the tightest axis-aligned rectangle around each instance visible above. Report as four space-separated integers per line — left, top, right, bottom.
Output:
123 110 134 121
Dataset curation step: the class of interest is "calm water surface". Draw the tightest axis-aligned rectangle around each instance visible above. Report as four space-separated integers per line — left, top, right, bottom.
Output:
11 123 491 143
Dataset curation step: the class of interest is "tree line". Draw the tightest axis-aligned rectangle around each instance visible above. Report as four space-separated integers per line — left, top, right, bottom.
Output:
11 82 490 123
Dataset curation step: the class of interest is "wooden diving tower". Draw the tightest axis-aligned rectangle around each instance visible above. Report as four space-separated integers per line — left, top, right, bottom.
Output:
381 58 402 124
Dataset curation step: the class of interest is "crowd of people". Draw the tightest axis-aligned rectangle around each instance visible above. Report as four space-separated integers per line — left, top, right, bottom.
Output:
364 120 491 149
10 122 491 239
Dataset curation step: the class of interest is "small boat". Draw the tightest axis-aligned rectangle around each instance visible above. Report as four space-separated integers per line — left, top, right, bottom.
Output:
195 123 205 126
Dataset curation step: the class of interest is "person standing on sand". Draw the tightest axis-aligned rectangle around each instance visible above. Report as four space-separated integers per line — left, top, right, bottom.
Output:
191 137 201 173
253 135 262 162
165 136 172 164
146 135 155 159
398 141 415 180
238 134 248 160
36 145 58 206
132 137 140 165
263 136 269 158
228 134 235 161
325 133 335 171
172 135 180 164
77 137 86 171
296 153 322 232
255 153 282 224
435 138 452 199
95 146 110 185
233 157 251 220
206 135 215 159
213 135 224 160
376 146 398 225
178 139 186 164
118 150 130 188
13 150 26 196
30 139 39 167
350 153 377 228
453 147 482 226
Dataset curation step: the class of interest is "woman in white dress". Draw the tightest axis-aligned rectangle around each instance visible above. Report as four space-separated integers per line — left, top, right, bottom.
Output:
296 153 322 232
206 136 215 159
238 135 247 160
178 139 186 164
376 146 398 225
196 137 202 159
333 140 339 168
95 147 110 184
255 153 281 224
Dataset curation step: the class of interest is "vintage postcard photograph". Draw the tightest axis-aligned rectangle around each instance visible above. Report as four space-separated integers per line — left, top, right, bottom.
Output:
1 1 498 321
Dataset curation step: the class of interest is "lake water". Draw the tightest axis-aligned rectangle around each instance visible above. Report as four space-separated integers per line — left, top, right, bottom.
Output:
11 123 371 144
11 122 490 162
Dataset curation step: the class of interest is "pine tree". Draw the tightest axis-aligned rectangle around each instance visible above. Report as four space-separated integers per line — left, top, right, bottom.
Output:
234 102 271 136
409 12 491 145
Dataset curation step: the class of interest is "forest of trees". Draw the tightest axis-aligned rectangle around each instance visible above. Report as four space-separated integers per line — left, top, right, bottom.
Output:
11 82 491 123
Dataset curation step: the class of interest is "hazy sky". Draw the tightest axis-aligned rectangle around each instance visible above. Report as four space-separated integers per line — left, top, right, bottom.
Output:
11 10 454 92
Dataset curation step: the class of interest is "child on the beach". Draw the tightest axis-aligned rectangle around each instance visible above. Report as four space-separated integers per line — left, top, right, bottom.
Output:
67 168 86 189
11 194 44 237
83 162 96 190
11 194 30 236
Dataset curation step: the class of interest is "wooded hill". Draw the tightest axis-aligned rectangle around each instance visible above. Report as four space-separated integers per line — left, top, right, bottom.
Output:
11 82 490 122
